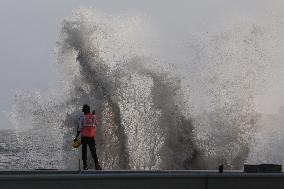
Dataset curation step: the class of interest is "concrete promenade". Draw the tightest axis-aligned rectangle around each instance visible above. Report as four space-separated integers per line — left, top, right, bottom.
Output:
0 170 283 189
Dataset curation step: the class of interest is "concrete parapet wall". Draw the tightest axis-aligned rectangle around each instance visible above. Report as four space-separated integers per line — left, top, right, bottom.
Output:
0 170 283 189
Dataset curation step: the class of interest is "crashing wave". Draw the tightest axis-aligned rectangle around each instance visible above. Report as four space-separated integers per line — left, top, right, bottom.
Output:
8 8 277 170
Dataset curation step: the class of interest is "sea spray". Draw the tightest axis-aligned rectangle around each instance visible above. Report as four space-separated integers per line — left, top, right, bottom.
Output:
55 9 197 169
7 7 280 170
183 24 269 169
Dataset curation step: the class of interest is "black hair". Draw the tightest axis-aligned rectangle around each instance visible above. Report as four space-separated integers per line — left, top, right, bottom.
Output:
82 104 90 113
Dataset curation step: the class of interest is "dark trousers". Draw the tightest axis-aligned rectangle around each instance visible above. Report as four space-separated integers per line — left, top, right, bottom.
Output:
81 137 99 166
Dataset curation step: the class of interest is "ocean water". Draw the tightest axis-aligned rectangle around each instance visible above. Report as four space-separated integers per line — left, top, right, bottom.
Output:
0 129 66 170
0 130 20 169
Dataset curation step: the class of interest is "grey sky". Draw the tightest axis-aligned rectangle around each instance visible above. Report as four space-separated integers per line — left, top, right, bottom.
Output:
0 0 282 128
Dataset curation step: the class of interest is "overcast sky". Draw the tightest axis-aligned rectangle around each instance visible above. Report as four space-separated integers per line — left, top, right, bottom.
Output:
0 0 282 129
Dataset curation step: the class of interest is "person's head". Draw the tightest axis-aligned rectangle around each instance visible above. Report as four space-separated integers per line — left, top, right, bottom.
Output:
82 104 90 114
92 110 96 115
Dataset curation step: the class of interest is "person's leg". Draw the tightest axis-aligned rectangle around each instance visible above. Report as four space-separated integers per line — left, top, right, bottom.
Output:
81 137 88 170
87 137 101 170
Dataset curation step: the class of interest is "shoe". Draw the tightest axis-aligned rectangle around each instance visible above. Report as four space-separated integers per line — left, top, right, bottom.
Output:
83 165 88 170
95 164 102 170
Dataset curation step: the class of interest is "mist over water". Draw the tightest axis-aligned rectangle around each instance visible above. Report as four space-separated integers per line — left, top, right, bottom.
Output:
7 5 284 170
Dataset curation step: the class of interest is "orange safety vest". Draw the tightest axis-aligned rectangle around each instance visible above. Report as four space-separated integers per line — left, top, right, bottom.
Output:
80 114 97 138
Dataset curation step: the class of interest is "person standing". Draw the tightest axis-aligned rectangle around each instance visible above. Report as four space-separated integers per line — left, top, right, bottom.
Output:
75 104 102 170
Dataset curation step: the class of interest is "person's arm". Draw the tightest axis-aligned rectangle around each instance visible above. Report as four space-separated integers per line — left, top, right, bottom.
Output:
92 110 97 126
75 116 82 139
94 115 98 126
75 127 80 139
